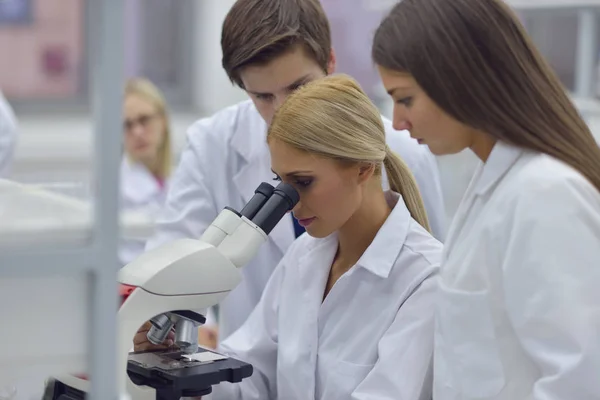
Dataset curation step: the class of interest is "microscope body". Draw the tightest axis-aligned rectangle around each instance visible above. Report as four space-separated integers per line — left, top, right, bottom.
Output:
48 182 299 400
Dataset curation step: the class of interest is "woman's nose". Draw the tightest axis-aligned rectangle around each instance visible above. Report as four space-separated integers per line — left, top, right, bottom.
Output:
289 202 301 214
393 108 412 131
395 121 411 132
130 124 145 138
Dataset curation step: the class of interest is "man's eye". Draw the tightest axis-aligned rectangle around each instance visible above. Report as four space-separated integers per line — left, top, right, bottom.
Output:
273 175 281 182
289 82 306 92
256 94 273 101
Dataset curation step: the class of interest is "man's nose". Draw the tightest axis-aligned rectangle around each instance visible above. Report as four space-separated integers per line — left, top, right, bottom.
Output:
273 95 286 111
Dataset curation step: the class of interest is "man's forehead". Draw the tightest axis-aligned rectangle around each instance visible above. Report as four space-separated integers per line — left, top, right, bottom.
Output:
240 49 324 93
245 73 315 95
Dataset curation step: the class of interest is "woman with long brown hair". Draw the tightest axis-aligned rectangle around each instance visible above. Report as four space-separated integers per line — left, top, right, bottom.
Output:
373 0 600 398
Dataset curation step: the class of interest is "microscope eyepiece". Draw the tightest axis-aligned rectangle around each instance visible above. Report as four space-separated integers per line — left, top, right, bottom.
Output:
274 182 300 206
240 182 275 220
250 182 299 235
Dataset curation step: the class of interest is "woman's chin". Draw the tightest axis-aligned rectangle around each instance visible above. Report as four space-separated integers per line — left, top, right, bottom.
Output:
304 225 332 239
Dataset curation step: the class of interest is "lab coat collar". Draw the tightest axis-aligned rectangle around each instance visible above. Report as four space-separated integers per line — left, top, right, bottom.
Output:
120 157 162 203
296 193 410 279
231 104 294 254
231 103 273 204
473 141 524 196
354 191 410 278
230 101 268 163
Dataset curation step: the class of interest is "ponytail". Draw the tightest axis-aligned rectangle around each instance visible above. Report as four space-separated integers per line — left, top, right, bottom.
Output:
383 148 431 232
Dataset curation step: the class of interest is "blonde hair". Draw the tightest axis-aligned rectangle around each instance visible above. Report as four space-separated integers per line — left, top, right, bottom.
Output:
124 77 172 180
267 74 431 232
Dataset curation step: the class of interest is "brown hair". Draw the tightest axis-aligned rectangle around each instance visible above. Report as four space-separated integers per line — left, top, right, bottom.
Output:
267 74 431 232
221 0 332 88
373 0 600 191
124 78 172 180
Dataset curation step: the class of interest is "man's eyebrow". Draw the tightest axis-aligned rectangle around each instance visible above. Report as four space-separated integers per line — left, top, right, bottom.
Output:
248 74 312 97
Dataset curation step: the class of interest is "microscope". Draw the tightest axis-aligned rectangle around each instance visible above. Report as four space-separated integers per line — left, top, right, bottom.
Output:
44 181 299 400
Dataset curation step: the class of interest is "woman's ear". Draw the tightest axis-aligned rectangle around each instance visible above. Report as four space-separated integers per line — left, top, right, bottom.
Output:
357 162 375 184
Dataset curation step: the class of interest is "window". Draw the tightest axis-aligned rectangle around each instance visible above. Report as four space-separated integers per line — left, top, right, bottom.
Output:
0 0 194 110
0 0 84 101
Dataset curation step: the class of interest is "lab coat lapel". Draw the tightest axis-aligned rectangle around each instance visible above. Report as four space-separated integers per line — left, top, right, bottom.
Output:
120 157 161 205
232 148 273 204
444 143 524 259
231 123 295 254
442 164 483 260
296 236 338 397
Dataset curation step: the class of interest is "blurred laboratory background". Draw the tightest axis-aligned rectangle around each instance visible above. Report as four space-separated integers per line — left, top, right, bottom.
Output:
2 0 600 226
1 1 600 399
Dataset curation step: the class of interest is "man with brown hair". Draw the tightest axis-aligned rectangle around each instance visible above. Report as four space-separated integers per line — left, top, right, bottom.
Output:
139 0 445 348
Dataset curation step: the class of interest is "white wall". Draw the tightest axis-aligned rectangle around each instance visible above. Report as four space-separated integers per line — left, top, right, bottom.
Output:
192 0 248 114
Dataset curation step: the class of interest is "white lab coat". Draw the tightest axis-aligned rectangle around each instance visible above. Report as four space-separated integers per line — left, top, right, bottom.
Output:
145 99 446 340
0 91 17 177
433 141 600 400
212 191 441 400
119 157 169 265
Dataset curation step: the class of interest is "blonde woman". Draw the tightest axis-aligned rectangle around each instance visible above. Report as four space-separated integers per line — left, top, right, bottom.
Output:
201 74 442 400
120 78 173 265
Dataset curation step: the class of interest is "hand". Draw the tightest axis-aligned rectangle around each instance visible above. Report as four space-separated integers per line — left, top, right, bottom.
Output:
133 321 175 352
198 326 219 349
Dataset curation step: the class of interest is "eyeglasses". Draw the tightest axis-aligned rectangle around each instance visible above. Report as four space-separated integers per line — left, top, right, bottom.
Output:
124 113 157 132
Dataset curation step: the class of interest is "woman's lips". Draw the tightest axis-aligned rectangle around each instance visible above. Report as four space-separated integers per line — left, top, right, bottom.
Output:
298 217 316 227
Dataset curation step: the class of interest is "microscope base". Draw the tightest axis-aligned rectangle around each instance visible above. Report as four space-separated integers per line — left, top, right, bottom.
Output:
44 348 253 400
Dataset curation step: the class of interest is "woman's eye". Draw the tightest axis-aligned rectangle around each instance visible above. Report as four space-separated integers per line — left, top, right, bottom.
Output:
295 179 312 187
272 174 312 188
396 97 413 107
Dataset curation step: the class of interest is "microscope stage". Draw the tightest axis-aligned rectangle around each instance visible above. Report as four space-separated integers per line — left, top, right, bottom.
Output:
127 348 227 371
127 348 253 399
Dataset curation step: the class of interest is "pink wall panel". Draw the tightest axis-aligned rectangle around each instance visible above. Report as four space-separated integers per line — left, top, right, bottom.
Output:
0 0 84 99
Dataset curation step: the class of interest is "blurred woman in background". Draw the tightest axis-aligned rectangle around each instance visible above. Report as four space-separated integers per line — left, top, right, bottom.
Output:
373 0 600 398
120 77 173 265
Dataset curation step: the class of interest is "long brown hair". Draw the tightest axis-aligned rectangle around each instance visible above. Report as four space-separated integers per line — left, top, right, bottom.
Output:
373 0 600 191
267 74 431 232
